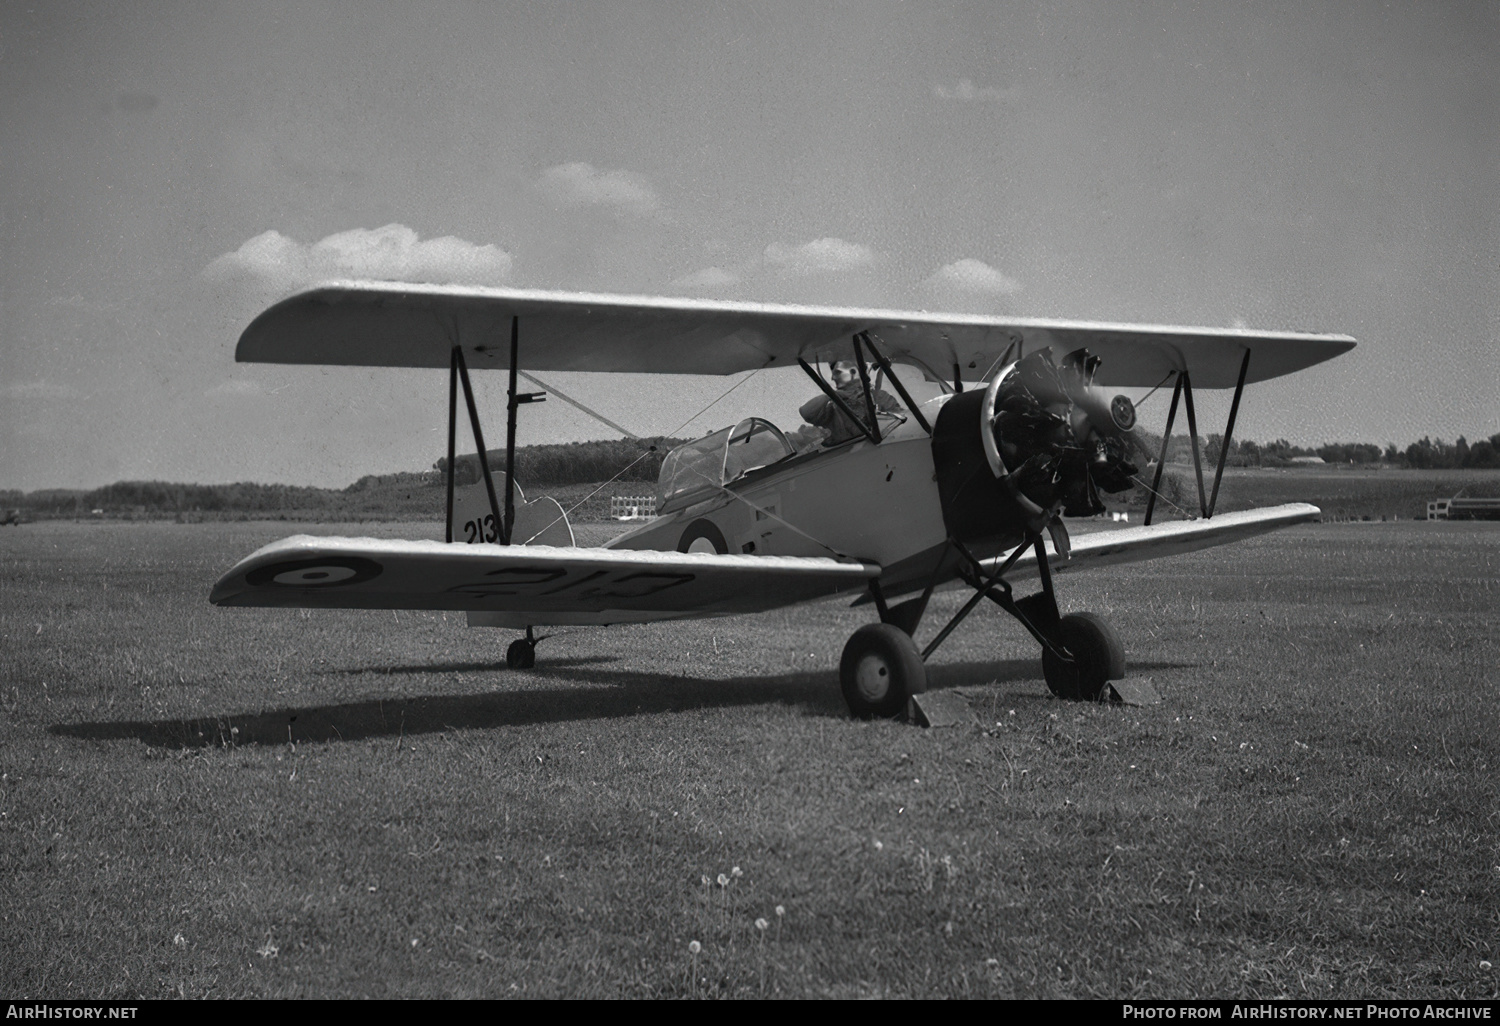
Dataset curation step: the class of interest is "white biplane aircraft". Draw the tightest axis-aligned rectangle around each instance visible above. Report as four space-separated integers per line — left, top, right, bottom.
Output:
210 282 1354 717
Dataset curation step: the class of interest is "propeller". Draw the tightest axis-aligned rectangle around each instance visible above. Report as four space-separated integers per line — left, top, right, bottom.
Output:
984 348 1140 519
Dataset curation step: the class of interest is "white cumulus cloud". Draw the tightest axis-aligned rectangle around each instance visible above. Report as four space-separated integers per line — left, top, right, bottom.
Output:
202 224 513 293
934 79 1017 103
539 162 661 217
763 237 876 275
670 266 739 290
205 379 263 398
925 258 1022 296
4 380 82 401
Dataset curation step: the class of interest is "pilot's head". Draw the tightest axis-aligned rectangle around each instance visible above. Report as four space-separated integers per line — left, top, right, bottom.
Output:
829 359 860 387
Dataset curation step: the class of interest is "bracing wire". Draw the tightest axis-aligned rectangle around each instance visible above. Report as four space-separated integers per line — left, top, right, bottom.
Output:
665 364 769 439
513 363 771 544
1130 472 1193 520
512 359 854 558
520 447 660 544
1133 371 1177 409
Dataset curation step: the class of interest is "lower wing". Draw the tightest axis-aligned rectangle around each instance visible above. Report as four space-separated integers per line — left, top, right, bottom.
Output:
995 503 1322 577
210 536 878 626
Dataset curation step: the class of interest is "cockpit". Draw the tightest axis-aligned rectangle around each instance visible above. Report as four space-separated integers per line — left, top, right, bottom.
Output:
656 417 796 516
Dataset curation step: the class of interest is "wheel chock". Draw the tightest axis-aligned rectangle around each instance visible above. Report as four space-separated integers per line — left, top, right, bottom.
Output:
907 691 977 728
1103 678 1160 706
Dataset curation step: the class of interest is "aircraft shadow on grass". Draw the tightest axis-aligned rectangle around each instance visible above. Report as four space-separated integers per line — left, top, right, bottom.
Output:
49 658 1187 750
312 655 625 676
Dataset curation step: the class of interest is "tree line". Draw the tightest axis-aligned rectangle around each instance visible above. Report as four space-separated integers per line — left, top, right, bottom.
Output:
4 431 1497 517
432 437 686 487
1136 431 1500 469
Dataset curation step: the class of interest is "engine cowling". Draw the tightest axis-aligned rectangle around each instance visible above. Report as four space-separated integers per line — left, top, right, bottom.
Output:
930 348 1139 547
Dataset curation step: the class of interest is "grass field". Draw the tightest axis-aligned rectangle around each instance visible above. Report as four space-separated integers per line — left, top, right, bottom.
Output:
1 519 1496 998
1146 466 1500 522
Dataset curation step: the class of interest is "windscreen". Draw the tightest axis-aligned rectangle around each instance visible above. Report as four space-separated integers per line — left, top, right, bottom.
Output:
655 418 794 515
723 419 793 481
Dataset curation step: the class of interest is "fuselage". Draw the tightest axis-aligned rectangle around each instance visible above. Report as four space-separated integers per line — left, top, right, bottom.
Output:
607 399 1022 600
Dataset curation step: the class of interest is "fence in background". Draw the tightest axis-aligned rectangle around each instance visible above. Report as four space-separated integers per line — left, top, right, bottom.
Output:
610 495 657 520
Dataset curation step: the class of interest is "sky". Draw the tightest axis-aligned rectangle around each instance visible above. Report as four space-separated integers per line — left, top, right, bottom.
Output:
1 0 1496 491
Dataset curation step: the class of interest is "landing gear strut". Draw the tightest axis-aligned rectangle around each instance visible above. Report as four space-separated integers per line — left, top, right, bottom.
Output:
838 529 1127 718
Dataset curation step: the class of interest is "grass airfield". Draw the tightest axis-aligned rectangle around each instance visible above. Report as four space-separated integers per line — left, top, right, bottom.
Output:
1 518 1496 999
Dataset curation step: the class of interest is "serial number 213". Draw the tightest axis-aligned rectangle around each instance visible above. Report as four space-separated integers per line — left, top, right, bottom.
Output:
463 515 499 543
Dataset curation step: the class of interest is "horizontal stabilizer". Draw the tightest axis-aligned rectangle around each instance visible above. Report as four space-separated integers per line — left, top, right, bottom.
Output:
238 281 1355 388
210 536 878 625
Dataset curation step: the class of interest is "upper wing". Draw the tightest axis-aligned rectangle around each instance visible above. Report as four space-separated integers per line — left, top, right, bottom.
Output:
237 280 1355 388
210 535 878 625
993 503 1323 578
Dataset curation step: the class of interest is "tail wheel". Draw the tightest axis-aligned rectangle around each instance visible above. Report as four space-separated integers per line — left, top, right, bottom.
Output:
1041 612 1125 701
506 638 536 669
839 623 927 719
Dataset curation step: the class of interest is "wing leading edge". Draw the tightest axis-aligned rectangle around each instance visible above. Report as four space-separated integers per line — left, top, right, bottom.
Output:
994 503 1323 579
209 536 879 626
237 280 1355 388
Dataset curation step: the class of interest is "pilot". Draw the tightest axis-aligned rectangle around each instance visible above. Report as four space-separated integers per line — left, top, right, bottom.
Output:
799 358 903 446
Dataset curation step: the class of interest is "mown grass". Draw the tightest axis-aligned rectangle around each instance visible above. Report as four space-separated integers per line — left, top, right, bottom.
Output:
1 520 1496 998
1143 466 1500 522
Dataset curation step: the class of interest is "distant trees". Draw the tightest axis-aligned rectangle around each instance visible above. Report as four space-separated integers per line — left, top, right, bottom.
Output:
8 430 1498 520
1402 434 1500 469
1132 431 1500 469
434 436 687 487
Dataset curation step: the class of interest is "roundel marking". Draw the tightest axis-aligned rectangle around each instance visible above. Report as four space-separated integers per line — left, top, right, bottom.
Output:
1110 394 1137 432
676 519 728 555
246 556 383 588
273 565 358 585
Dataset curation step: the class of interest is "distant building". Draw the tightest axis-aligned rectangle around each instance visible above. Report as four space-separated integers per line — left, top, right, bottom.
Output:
1427 497 1500 521
1288 455 1325 465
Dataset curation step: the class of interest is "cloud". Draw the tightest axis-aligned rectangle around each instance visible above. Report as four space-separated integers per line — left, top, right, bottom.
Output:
205 379 262 398
670 266 739 290
538 162 661 217
202 224 513 293
934 79 1016 103
924 258 1022 296
763 238 876 275
5 380 82 401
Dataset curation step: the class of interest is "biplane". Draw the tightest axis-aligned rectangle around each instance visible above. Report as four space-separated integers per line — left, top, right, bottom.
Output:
210 282 1354 717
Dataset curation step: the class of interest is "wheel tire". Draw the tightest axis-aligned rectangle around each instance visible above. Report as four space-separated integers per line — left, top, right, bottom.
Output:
677 519 728 554
1041 612 1125 701
506 638 536 670
839 623 927 720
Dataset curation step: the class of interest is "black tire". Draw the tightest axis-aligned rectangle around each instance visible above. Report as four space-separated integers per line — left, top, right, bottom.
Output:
677 519 728 554
839 623 927 719
1041 612 1125 701
506 638 536 670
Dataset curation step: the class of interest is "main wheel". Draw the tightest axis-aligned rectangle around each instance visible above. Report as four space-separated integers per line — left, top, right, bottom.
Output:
506 638 536 670
1041 612 1125 701
839 623 927 720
